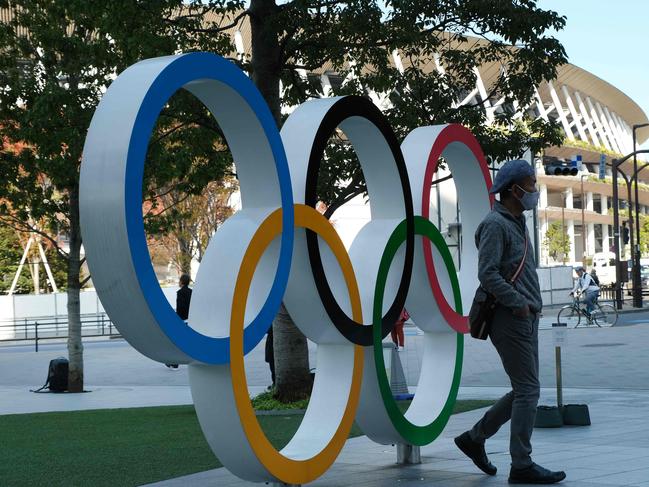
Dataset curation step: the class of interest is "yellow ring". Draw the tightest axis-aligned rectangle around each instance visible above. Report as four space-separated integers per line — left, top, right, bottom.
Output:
229 204 364 484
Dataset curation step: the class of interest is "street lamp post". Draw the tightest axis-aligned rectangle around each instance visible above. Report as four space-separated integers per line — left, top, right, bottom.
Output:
612 162 649 307
561 191 567 265
627 162 649 305
616 168 635 262
632 123 649 308
612 148 649 309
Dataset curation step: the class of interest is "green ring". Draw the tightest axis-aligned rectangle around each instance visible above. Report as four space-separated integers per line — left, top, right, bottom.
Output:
373 216 464 445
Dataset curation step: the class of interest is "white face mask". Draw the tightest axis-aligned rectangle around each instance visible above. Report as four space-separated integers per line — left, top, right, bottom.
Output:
514 184 540 210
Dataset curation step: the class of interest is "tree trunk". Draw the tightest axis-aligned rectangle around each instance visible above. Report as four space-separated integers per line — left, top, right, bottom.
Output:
249 0 282 125
272 303 312 402
177 234 192 276
249 0 312 401
33 256 41 293
66 185 84 393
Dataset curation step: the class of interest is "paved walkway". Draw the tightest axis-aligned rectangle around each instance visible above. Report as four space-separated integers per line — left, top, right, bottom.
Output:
3 314 649 486
4 319 649 415
145 388 649 487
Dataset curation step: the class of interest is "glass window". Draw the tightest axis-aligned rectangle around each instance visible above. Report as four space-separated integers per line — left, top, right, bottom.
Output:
573 195 583 209
594 224 603 252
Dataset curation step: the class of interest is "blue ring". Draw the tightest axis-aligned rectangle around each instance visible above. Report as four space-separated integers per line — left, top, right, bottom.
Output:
124 52 293 364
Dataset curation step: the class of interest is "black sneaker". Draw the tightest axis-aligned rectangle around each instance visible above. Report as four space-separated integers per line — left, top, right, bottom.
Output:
509 463 566 484
454 431 497 476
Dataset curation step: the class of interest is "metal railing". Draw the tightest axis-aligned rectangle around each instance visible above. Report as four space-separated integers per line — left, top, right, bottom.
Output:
599 284 619 302
599 283 649 306
0 312 119 351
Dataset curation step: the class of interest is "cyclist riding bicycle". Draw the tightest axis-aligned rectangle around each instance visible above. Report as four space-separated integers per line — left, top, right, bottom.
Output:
569 266 600 317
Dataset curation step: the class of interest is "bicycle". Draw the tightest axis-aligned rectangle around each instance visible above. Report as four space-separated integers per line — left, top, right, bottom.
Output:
557 294 618 328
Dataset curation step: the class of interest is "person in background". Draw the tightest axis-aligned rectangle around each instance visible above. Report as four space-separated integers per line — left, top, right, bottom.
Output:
590 268 600 287
390 308 409 351
570 267 600 317
166 274 192 369
265 326 275 389
176 273 192 321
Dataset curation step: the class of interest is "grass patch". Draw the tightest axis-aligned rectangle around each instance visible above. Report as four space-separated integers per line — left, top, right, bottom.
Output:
251 390 309 410
1 399 494 487
449 399 495 414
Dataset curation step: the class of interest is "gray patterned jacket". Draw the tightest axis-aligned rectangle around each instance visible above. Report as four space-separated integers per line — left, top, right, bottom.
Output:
475 201 542 313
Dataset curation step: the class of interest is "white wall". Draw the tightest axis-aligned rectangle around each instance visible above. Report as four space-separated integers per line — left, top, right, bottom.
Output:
537 266 574 306
0 287 179 340
0 295 14 340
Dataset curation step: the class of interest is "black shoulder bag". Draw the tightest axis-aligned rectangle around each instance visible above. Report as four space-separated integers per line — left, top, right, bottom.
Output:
468 232 528 340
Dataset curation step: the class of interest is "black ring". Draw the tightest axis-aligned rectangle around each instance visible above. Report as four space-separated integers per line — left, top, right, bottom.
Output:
304 96 414 346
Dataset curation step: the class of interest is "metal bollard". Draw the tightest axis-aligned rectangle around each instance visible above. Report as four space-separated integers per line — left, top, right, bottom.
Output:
396 443 421 464
551 323 567 408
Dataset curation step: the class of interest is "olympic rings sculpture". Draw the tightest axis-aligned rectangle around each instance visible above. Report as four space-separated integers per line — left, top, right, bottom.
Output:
79 52 493 484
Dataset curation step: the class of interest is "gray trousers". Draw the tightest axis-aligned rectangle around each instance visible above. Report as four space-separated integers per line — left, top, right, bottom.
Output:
469 305 540 469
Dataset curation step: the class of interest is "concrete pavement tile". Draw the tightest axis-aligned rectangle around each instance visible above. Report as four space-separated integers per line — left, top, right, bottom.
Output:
142 468 237 487
418 459 495 474
600 446 649 457
532 455 612 472
558 483 632 487
585 468 649 485
421 450 469 461
584 437 649 448
547 467 617 482
526 448 602 463
316 464 465 485
582 454 649 470
7 318 649 486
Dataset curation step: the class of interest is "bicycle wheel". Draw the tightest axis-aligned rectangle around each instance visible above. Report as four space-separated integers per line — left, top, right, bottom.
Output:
557 306 581 328
593 303 618 327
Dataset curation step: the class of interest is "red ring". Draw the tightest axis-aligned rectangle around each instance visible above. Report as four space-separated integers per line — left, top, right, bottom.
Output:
421 124 494 333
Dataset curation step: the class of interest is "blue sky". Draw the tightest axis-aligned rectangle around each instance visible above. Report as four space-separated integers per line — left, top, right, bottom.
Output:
539 0 649 150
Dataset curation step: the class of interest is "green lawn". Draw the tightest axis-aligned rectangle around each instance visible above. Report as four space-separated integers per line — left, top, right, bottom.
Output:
0 399 494 487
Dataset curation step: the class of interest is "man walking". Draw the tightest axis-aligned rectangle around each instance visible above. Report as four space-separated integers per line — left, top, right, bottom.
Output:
454 160 566 484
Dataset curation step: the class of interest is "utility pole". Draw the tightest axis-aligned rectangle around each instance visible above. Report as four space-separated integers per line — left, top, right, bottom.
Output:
613 158 622 308
612 149 649 309
561 191 567 265
581 175 587 263
632 123 649 307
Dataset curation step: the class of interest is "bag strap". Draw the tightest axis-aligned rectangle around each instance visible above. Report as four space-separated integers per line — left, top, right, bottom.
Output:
509 232 528 284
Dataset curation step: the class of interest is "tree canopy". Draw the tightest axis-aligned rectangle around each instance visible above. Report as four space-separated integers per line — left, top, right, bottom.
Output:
231 0 567 215
0 0 235 390
544 220 571 263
